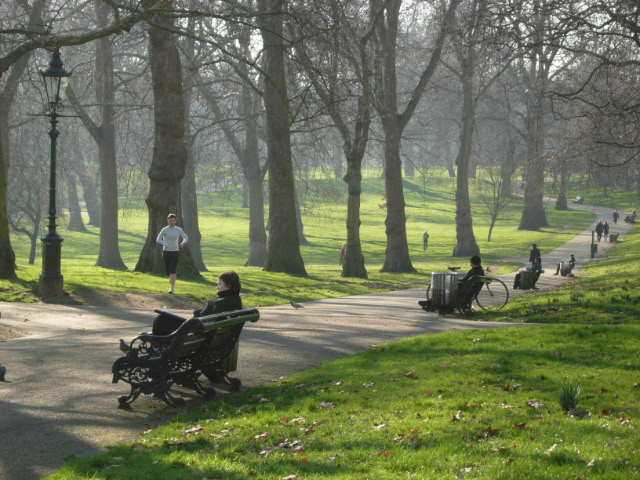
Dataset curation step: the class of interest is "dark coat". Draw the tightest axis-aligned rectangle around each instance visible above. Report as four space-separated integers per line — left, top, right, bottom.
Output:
194 290 243 318
529 247 541 263
460 265 485 283
152 290 242 336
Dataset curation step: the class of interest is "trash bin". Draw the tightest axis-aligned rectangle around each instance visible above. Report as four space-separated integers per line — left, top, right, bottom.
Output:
431 272 458 307
520 270 535 289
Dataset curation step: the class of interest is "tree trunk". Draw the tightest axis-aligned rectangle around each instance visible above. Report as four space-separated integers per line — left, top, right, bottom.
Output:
74 156 100 227
519 91 548 230
0 147 16 278
65 171 86 232
135 0 200 278
342 162 367 278
380 123 415 272
94 1 126 268
180 46 206 272
294 188 310 246
242 181 249 208
452 59 480 257
0 0 44 278
555 161 568 210
404 158 415 177
259 0 307 275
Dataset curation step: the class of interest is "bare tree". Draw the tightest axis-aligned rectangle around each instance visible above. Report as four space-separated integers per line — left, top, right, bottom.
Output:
371 0 461 272
258 0 306 275
134 0 200 278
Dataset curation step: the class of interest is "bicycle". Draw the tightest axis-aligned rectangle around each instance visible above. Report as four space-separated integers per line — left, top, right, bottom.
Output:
424 266 509 315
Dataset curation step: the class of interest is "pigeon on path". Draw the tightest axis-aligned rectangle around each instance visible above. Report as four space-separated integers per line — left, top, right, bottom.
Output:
290 301 304 309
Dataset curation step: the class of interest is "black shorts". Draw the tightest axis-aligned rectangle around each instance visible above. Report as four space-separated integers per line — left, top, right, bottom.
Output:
163 250 180 275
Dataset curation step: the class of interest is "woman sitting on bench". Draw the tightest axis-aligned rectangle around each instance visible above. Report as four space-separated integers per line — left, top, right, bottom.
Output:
120 271 242 351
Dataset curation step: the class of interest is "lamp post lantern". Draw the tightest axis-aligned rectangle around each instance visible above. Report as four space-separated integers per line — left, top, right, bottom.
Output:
39 47 71 298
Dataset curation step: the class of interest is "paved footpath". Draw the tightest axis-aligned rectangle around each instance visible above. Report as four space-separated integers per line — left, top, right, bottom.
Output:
0 203 633 480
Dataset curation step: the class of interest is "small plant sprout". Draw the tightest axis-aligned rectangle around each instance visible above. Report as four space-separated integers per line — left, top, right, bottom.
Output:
558 382 581 412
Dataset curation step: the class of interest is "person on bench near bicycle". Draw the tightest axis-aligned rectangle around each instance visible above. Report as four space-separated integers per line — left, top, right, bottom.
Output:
513 257 542 289
419 255 484 311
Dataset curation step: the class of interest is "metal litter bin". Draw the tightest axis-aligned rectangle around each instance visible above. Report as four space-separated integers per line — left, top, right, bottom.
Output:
520 270 535 289
431 272 458 307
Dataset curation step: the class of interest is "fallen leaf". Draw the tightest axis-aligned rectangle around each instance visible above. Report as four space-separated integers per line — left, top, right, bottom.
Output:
253 432 269 441
392 435 404 443
295 447 305 455
514 423 526 430
290 417 306 424
634 383 640 388
547 444 558 453
527 399 548 409
318 401 335 409
452 411 462 422
480 425 499 437
587 459 596 467
620 416 629 425
470 403 482 409
362 382 374 388
405 370 417 378
512 384 522 390
441 361 451 368
183 426 204 435
279 417 288 424
378 449 392 457
300 457 308 463
502 384 511 391
282 476 297 480
374 423 388 431
600 408 609 415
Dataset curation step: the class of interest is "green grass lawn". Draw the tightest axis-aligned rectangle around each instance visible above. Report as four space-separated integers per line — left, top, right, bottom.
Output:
45 225 640 479
3 170 596 305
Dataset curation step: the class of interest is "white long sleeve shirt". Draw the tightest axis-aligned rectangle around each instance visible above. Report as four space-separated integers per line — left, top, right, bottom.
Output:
156 226 188 251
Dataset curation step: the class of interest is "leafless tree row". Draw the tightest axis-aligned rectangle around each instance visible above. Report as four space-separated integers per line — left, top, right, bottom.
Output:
0 0 638 281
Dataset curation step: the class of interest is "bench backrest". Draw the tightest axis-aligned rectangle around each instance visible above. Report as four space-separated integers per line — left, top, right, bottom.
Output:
176 308 260 359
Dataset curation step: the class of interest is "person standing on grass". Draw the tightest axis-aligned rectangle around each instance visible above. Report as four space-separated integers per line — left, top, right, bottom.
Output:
339 243 346 265
423 230 430 252
156 213 188 294
529 244 541 267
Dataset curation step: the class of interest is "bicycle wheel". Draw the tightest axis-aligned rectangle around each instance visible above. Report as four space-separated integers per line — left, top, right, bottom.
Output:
475 277 509 310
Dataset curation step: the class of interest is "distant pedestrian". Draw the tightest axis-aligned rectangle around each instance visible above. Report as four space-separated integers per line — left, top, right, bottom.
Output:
595 221 604 242
603 221 609 237
423 230 429 252
156 213 188 294
339 243 346 265
612 210 619 224
529 244 541 267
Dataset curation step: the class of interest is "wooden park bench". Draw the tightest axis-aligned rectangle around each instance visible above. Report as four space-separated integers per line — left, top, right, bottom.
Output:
112 307 259 408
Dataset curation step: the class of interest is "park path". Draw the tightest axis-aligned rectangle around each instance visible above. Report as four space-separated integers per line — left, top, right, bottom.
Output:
0 203 634 480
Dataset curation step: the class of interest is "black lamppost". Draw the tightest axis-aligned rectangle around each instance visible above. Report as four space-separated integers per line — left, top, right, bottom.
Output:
39 47 71 298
